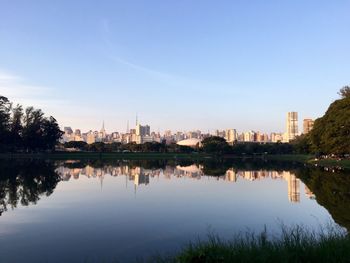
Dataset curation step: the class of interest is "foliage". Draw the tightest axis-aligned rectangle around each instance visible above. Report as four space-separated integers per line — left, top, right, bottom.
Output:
201 136 231 154
64 141 88 150
0 96 63 152
338 85 350 98
231 142 294 155
309 96 350 155
290 134 312 154
63 141 194 153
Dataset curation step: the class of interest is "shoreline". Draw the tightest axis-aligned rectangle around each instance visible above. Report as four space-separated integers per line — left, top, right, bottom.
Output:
0 152 349 169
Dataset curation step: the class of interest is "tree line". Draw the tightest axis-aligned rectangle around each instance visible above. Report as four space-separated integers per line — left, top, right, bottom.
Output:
63 140 195 153
201 136 295 155
0 96 63 152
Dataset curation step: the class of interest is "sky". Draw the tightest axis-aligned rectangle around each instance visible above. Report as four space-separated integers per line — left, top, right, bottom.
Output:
0 0 349 134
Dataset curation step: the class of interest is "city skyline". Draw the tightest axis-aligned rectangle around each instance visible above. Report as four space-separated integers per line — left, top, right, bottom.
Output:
61 111 312 145
1 1 348 132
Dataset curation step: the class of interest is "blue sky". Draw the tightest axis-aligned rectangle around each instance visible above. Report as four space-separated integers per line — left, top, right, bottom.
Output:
0 0 349 133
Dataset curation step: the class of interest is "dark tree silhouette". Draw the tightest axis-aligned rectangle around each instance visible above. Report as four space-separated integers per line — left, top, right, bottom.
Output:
0 96 63 152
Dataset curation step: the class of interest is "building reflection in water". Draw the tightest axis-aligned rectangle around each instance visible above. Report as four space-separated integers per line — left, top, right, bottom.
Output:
56 164 314 204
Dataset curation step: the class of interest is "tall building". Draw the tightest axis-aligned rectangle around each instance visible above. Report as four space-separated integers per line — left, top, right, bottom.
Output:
303 119 314 134
64 127 73 135
225 129 237 144
86 131 95 144
271 133 283 143
286 112 298 142
74 129 81 136
136 124 150 136
99 121 106 139
243 131 255 142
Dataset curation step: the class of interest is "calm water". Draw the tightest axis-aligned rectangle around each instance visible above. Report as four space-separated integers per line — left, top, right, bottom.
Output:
0 159 349 262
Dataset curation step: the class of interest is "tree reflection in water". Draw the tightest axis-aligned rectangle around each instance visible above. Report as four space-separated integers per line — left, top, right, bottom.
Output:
0 158 349 233
0 159 61 216
298 167 350 232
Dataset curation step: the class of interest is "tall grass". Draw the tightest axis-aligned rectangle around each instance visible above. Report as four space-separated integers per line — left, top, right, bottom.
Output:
148 224 350 263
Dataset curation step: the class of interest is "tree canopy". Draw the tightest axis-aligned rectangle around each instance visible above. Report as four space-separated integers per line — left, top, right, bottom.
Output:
338 86 350 98
309 95 350 155
0 96 63 152
201 136 231 154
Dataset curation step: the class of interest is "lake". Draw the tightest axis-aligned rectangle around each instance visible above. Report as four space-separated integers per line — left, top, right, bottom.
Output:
0 158 348 262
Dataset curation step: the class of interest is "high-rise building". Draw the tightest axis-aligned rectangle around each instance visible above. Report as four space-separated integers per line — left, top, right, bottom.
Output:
243 131 255 142
136 124 150 136
271 133 283 143
164 130 172 137
74 129 81 136
286 112 298 142
303 119 314 134
64 127 73 135
99 121 106 139
225 129 237 144
86 131 95 144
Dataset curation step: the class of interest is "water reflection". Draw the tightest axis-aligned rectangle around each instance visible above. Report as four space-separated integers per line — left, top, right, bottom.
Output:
0 160 60 216
0 158 349 232
57 163 306 204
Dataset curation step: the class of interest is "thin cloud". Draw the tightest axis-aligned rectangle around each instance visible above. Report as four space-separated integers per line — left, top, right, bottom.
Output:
0 70 51 98
99 19 239 95
0 69 67 112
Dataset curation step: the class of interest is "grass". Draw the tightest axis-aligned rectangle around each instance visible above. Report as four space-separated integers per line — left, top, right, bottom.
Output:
150 225 350 263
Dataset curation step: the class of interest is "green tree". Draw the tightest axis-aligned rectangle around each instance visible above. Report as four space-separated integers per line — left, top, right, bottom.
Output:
64 141 88 150
202 136 230 154
309 95 350 155
291 134 311 154
0 96 63 152
42 117 63 151
338 85 350 98
22 107 45 151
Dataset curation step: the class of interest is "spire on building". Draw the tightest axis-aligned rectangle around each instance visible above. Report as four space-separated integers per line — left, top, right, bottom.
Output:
127 120 129 133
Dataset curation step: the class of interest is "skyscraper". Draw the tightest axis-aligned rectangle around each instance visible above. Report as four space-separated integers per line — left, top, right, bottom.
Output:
303 119 314 134
286 112 298 142
98 121 107 140
225 129 237 144
136 124 150 136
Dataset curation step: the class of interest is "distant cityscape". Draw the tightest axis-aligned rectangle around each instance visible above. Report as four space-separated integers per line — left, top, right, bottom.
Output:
61 112 315 147
57 164 316 203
